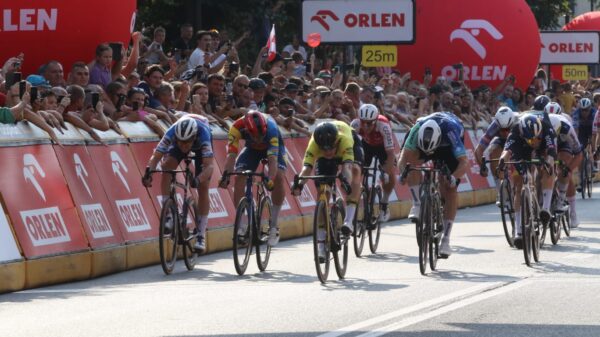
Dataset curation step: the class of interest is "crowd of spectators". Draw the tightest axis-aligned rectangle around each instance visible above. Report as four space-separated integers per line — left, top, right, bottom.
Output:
1 24 599 145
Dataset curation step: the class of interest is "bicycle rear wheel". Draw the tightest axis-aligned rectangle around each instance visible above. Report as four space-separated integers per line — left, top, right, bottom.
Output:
586 158 593 199
256 196 272 272
562 208 571 237
418 196 430 275
521 191 533 267
182 198 199 271
581 158 588 199
313 200 330 283
332 198 348 279
353 190 367 257
429 195 442 271
159 198 179 275
233 198 253 275
368 186 383 253
549 191 561 245
499 179 515 247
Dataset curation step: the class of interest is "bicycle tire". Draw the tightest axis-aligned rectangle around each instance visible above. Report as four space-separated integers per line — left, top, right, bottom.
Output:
418 196 430 275
429 194 442 271
256 196 272 272
332 198 348 279
233 198 253 276
586 158 593 199
499 179 515 247
353 190 367 257
182 197 199 271
521 190 533 267
581 156 588 200
159 198 179 275
368 186 383 253
531 197 541 263
563 208 571 237
313 200 330 283
549 191 560 245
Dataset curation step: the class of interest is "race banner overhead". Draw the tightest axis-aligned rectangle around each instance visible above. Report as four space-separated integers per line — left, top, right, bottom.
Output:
540 31 600 64
302 0 415 44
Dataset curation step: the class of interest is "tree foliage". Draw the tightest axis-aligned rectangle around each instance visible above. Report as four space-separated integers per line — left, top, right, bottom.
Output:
526 0 572 29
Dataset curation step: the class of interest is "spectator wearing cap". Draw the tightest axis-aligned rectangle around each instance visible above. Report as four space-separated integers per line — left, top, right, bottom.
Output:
41 60 65 87
282 81 315 122
249 78 267 112
68 62 90 87
282 35 307 61
317 70 332 87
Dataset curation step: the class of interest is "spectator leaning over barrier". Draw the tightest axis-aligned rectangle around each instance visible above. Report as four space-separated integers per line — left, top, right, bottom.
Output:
118 87 164 137
27 76 66 131
41 60 66 88
63 85 109 143
275 97 310 136
137 65 176 123
103 81 128 120
68 62 90 88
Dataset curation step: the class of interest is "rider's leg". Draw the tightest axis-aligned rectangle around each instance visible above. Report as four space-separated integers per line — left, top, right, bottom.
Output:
405 151 424 220
489 145 503 203
556 151 573 206
512 172 524 235
343 163 363 229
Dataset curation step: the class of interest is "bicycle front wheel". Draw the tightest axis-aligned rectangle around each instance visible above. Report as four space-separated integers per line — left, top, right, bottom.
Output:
353 190 367 257
159 198 179 275
586 158 593 199
256 196 272 272
182 197 199 271
313 200 330 283
562 208 571 237
368 186 383 253
549 192 561 245
581 159 588 199
332 198 348 279
499 179 515 247
521 191 533 267
531 198 541 263
233 198 253 275
429 195 442 271
418 196 430 275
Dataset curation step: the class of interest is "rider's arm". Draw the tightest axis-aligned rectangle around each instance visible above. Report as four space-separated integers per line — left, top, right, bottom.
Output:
453 155 469 179
147 150 164 170
265 121 281 181
225 120 243 173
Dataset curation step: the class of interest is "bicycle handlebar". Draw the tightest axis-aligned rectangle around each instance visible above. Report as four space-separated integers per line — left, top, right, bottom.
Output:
293 174 351 194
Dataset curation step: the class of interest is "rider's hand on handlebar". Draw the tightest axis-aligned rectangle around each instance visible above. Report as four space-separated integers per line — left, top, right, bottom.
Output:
448 175 461 188
218 171 230 189
142 166 153 187
290 182 304 196
265 177 275 192
544 156 555 176
479 160 489 177
497 158 506 173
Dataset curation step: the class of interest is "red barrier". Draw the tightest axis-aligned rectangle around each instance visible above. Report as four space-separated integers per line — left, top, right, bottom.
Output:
287 137 318 212
86 144 158 242
0 145 89 257
54 145 124 248
463 130 491 191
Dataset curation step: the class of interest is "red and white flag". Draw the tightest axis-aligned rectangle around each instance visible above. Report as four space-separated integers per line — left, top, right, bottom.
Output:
266 24 276 62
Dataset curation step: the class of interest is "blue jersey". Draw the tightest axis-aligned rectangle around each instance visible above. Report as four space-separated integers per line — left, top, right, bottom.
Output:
228 115 282 157
156 115 214 158
406 112 466 158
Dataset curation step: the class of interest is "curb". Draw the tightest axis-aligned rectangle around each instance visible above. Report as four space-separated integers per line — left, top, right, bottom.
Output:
25 252 91 289
0 261 25 293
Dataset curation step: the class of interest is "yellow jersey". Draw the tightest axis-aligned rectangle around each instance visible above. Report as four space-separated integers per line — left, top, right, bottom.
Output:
303 121 355 167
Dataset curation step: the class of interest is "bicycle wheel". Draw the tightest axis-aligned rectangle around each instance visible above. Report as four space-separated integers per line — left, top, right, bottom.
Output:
499 179 515 247
521 191 533 267
418 196 430 275
182 198 199 271
232 198 253 276
580 158 588 199
549 191 561 245
255 196 272 272
332 198 348 279
531 198 541 263
368 186 383 253
159 198 179 275
313 200 330 283
586 158 593 199
353 190 367 257
562 208 571 237
429 195 442 271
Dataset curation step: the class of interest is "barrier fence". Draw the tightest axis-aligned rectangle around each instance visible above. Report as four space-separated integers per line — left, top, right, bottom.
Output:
0 118 513 292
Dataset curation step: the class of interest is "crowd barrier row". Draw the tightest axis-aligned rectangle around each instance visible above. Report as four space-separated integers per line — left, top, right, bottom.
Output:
0 118 523 293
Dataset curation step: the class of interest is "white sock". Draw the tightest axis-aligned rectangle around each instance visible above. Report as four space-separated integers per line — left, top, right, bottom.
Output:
271 205 282 228
409 185 421 206
568 196 577 218
515 209 522 235
198 215 208 237
494 177 501 196
542 189 553 211
381 191 390 204
443 219 454 242
558 182 568 200
345 203 356 225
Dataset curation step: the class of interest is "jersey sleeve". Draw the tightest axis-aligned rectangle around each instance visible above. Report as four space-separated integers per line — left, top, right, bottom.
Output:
479 120 500 149
572 110 580 130
593 110 600 134
198 124 214 158
338 132 355 163
447 125 467 158
403 123 420 151
156 126 176 154
227 119 244 154
379 121 395 149
265 119 280 157
303 137 319 167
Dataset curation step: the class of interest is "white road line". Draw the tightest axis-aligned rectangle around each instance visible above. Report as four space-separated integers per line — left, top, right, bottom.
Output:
355 279 531 337
316 282 503 337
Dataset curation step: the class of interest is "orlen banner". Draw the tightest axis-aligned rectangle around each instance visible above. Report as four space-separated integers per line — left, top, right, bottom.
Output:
540 31 600 64
395 0 540 91
0 0 136 76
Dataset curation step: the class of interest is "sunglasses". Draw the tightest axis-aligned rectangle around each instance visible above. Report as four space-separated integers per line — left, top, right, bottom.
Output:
363 120 376 126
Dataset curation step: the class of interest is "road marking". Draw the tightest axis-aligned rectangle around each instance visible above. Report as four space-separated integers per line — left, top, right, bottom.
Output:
316 282 503 337
355 279 531 337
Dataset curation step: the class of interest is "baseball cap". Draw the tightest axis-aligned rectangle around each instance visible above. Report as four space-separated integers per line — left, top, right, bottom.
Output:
317 71 332 79
249 78 266 90
27 75 51 88
284 83 299 92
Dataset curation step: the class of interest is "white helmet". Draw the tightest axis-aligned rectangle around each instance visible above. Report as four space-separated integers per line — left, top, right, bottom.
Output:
174 117 198 141
495 106 518 129
417 119 442 154
358 103 379 121
544 101 562 114
580 97 592 109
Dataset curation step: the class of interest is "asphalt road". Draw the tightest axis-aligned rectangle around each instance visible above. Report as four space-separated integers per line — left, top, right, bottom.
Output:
1 186 599 337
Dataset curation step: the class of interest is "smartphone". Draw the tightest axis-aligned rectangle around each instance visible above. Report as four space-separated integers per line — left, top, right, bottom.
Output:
91 92 100 109
109 42 123 62
229 62 239 74
31 87 38 103
84 90 92 108
192 94 201 106
116 94 126 110
6 72 21 88
19 80 26 99
305 62 312 73
132 101 140 111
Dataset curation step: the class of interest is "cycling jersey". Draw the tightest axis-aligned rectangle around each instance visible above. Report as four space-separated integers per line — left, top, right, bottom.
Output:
304 120 355 167
227 113 281 158
504 113 557 159
572 108 597 147
350 114 394 149
479 119 512 150
549 114 582 154
156 114 213 158
404 112 466 159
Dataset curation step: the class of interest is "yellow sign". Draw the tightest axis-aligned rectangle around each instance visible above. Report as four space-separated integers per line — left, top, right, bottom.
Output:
361 45 397 67
562 65 588 81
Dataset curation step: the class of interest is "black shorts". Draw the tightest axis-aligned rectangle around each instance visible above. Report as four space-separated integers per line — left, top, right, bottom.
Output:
509 138 544 175
362 140 389 166
418 146 459 173
167 145 205 177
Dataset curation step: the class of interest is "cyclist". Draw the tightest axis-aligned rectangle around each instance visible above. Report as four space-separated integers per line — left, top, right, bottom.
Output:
474 106 519 206
350 103 397 222
547 104 583 227
219 111 286 246
498 113 558 248
572 97 597 184
291 121 363 261
398 112 468 258
142 114 215 252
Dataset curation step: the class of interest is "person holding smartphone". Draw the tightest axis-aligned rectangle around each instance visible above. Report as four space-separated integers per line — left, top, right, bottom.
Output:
188 30 229 73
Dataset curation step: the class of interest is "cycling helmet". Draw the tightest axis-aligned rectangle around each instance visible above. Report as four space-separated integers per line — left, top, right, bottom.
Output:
519 114 543 140
313 122 338 150
544 101 562 114
495 106 518 129
533 95 551 111
580 97 592 109
417 119 442 154
358 103 379 121
243 110 268 138
174 117 198 141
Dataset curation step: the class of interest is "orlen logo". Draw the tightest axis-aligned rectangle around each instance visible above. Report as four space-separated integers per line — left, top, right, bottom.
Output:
450 20 503 59
74 153 92 199
23 154 46 201
311 10 339 31
111 151 131 193
0 8 57 32
311 9 405 31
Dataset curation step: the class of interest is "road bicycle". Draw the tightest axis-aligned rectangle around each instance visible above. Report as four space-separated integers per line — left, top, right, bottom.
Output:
353 158 383 257
221 160 273 276
549 160 572 244
147 156 199 275
293 174 350 283
579 144 594 199
482 158 515 247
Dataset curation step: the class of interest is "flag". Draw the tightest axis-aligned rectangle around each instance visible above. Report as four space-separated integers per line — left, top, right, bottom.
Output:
266 24 276 62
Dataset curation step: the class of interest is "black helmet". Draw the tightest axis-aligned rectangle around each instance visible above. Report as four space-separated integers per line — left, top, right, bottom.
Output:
533 95 550 111
313 122 338 150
